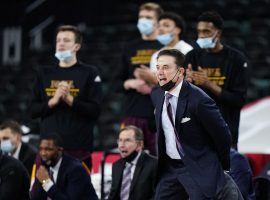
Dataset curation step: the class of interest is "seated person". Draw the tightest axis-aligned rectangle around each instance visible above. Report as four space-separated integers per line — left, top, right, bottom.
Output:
0 120 37 174
229 148 256 200
30 133 98 200
0 145 30 200
108 125 157 200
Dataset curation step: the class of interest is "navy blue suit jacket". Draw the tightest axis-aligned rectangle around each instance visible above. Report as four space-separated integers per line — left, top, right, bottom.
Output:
30 154 98 200
151 80 231 198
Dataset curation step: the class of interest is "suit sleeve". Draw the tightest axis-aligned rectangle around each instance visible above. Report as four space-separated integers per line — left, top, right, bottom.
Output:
30 180 47 200
71 68 102 119
197 96 231 170
47 165 98 200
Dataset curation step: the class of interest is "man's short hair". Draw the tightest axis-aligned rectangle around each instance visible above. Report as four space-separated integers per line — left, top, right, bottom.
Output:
139 2 164 18
56 25 83 45
159 12 186 37
119 125 144 141
40 133 64 148
198 11 224 30
157 49 185 67
0 120 22 135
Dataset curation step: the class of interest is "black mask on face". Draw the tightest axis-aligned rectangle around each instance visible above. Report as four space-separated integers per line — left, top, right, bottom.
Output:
123 150 138 163
159 69 179 91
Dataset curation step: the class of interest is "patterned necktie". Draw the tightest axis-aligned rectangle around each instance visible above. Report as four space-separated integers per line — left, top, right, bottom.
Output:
120 162 133 200
49 169 55 183
165 93 184 156
47 169 54 200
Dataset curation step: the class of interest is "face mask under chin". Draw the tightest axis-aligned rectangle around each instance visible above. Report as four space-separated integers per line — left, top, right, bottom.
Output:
159 80 177 91
55 50 73 62
156 33 173 46
159 69 180 91
123 150 138 163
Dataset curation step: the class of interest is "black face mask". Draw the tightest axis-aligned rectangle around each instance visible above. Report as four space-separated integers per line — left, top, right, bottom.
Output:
123 150 138 163
159 69 179 91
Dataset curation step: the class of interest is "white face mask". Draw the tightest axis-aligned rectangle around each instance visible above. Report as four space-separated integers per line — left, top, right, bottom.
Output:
137 18 154 35
196 36 217 49
196 31 218 49
0 139 15 153
55 50 73 62
156 33 173 46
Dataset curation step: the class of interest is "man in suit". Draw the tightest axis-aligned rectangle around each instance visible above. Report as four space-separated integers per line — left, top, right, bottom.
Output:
0 120 37 174
0 147 30 200
108 125 157 200
30 133 98 200
151 49 243 199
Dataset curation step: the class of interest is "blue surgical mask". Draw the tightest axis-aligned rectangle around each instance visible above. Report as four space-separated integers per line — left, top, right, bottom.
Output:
137 18 154 35
55 50 73 62
156 33 173 46
0 140 15 153
196 36 217 49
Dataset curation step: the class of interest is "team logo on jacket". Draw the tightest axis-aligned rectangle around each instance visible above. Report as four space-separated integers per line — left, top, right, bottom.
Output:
45 80 80 97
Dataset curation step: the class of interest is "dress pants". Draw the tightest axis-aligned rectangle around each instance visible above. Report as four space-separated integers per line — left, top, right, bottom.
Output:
155 156 244 200
155 156 206 200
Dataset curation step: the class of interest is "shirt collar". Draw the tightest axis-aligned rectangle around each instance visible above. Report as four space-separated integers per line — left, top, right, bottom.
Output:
131 150 142 166
164 80 183 98
13 142 22 159
50 157 63 173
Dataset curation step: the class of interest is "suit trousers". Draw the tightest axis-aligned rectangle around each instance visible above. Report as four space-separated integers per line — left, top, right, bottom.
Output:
155 156 206 200
155 156 243 200
214 173 244 200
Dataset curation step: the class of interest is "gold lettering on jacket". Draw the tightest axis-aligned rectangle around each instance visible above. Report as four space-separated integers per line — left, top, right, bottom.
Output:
131 49 158 65
45 80 80 97
196 67 226 86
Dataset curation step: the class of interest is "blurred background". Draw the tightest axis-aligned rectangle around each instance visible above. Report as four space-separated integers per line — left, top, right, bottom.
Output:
0 0 269 151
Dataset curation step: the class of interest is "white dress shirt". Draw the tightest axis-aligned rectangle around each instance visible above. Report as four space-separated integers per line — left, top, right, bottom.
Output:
42 157 63 192
129 151 141 179
161 81 183 159
12 142 22 159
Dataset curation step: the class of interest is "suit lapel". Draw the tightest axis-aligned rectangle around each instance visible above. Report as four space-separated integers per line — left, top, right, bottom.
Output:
175 80 189 133
56 155 67 186
115 159 125 193
18 143 26 162
129 152 144 192
156 89 165 133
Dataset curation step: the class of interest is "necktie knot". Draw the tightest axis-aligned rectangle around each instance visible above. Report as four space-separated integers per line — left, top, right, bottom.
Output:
165 93 173 106
125 162 133 171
